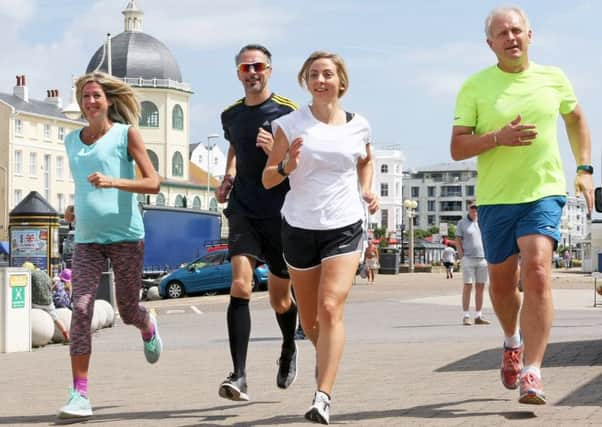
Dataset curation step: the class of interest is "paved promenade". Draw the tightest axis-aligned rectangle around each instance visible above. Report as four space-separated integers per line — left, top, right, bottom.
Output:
0 269 601 426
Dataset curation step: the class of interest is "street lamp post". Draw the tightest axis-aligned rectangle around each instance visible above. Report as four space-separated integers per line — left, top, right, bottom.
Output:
567 222 573 268
404 199 418 273
206 134 219 209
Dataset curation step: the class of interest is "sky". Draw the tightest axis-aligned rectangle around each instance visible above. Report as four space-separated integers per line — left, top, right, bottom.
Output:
1 0 600 198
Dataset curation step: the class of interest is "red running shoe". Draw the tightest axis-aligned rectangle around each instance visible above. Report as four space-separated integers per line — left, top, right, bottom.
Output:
519 372 546 404
501 344 523 390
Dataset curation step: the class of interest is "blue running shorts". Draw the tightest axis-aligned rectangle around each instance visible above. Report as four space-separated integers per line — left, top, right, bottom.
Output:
478 196 566 264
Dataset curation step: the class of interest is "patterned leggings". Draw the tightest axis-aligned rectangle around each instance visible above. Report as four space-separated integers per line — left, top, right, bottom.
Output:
70 241 148 356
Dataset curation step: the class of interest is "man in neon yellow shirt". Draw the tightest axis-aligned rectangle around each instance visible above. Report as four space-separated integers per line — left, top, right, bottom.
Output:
451 6 594 405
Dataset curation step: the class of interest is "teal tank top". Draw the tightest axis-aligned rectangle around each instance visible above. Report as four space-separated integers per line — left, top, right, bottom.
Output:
65 123 144 244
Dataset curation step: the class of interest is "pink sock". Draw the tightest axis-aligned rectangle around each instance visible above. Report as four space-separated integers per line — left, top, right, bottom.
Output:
74 377 88 397
141 323 155 341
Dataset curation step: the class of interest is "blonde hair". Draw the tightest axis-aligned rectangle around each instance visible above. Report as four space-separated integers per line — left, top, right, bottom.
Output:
297 51 349 98
485 6 531 38
75 72 140 125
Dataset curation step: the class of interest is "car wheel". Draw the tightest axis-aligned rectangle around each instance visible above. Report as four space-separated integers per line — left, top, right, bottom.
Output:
166 281 185 299
203 290 218 296
251 275 259 292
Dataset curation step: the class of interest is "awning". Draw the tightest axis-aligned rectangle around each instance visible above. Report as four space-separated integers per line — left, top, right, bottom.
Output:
0 241 8 255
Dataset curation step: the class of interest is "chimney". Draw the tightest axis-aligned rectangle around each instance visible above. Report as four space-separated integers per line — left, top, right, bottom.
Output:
13 74 29 102
45 88 62 108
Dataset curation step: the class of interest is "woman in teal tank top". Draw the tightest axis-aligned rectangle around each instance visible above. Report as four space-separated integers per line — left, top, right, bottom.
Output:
58 72 161 420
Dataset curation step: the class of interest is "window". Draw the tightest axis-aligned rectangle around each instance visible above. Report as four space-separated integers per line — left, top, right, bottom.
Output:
428 215 436 225
58 127 65 141
156 193 166 206
147 149 159 171
381 209 389 227
380 164 389 174
56 156 64 179
44 124 51 139
15 119 23 135
440 201 462 211
193 196 202 210
380 183 389 197
139 101 159 127
440 185 462 197
209 198 218 212
29 152 37 177
57 194 65 212
172 104 184 130
14 150 23 175
428 200 435 211
43 155 51 201
466 185 475 196
428 186 435 197
411 186 419 198
14 189 22 206
175 194 184 207
172 151 184 177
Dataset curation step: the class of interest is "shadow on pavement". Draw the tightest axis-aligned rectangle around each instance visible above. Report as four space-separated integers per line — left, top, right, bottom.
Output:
556 373 602 406
436 339 602 372
242 398 535 425
436 339 602 407
0 402 276 426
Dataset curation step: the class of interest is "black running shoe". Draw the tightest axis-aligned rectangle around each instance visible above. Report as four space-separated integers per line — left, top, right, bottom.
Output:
218 373 249 401
305 390 330 424
276 343 298 389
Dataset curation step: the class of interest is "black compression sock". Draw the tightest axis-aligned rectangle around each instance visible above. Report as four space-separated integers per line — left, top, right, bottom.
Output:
227 296 250 377
276 301 297 353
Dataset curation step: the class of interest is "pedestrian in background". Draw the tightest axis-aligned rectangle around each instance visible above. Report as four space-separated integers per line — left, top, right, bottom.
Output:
215 44 299 403
59 71 161 419
456 201 490 326
442 245 456 279
52 268 73 309
451 6 593 404
363 240 380 284
263 50 378 425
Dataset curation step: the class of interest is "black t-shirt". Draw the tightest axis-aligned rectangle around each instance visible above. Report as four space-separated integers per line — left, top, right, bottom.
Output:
221 93 297 218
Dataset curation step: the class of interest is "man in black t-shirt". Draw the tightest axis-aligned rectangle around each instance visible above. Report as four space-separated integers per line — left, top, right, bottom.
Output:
215 44 298 402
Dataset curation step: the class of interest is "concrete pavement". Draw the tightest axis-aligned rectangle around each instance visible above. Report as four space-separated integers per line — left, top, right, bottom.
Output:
0 269 601 426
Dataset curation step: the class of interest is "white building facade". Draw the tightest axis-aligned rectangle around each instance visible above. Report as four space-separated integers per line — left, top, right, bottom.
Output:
401 162 477 232
370 148 405 234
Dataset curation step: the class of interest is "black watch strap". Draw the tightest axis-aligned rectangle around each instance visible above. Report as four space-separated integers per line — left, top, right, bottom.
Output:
277 161 289 177
576 164 594 174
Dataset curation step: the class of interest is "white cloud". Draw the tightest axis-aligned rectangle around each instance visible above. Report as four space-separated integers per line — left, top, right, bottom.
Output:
0 0 35 23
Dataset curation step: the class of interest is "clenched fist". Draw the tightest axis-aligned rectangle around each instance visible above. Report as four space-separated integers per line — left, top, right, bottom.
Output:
215 174 234 203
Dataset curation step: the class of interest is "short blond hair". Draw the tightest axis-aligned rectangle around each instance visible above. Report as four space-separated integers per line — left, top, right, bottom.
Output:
485 6 531 38
297 51 349 98
75 72 140 125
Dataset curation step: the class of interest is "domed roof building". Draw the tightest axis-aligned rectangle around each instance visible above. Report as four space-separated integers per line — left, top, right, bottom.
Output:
83 1 218 211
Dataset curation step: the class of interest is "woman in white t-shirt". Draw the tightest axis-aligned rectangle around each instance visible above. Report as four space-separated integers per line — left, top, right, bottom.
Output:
263 50 378 425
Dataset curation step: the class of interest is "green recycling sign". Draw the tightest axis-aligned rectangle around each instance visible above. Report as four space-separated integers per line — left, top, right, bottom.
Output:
11 287 25 309
9 274 28 309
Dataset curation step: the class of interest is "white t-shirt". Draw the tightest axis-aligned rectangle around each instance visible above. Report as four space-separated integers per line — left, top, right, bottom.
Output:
272 105 371 230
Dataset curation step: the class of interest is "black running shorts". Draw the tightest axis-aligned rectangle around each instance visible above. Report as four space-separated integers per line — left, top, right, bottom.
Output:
282 218 363 270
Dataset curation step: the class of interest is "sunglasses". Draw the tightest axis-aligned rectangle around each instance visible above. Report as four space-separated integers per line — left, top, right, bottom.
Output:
237 62 271 73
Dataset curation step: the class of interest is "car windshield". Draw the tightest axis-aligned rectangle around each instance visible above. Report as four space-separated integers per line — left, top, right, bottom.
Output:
188 252 225 269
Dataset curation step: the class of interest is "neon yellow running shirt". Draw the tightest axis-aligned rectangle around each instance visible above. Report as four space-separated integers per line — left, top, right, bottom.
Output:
453 62 577 205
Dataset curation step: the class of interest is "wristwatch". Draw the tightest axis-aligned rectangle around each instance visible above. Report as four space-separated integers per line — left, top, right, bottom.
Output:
576 164 594 174
277 161 289 177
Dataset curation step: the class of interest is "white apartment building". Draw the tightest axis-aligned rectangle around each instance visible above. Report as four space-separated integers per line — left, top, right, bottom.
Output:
401 162 477 231
371 148 405 234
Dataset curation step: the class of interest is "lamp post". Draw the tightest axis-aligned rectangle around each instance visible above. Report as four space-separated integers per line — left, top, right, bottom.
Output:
567 221 573 268
205 134 219 209
404 199 418 273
